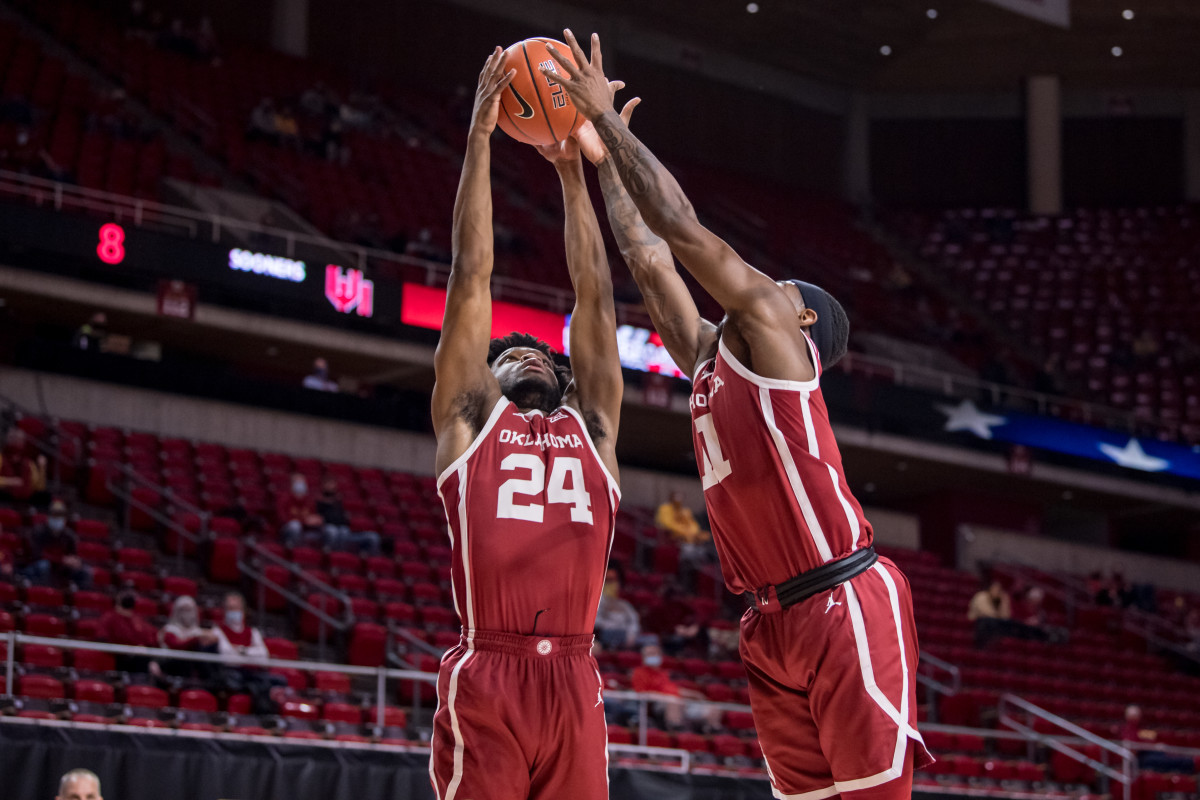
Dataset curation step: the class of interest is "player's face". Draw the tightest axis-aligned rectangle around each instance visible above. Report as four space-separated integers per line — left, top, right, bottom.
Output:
491 347 564 413
58 777 102 800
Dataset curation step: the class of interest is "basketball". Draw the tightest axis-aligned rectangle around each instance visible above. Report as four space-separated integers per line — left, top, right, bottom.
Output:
496 38 583 146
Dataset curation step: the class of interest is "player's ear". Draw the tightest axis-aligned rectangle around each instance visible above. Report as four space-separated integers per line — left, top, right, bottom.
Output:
798 307 818 328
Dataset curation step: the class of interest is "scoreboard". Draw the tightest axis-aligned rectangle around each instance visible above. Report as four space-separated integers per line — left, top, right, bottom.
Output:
0 201 685 378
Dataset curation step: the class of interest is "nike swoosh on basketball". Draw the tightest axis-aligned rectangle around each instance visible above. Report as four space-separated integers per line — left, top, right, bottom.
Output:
510 86 535 119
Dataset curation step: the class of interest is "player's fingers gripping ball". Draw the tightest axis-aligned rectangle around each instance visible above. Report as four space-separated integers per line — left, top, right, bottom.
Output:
496 38 583 146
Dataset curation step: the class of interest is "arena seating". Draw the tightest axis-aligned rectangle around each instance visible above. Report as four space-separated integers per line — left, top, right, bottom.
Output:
0 17 202 198
4 412 1200 797
889 205 1200 443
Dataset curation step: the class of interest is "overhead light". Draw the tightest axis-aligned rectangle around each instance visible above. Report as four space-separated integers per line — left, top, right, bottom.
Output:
879 44 893 56
746 2 759 12
1111 45 1124 57
1122 9 1135 20
926 8 939 19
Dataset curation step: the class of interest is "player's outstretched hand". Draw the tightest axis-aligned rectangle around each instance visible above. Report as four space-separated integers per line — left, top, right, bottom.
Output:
577 90 641 165
470 46 516 135
541 30 615 121
534 135 581 165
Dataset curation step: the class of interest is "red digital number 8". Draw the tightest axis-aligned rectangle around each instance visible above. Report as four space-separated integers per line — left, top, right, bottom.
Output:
97 223 126 265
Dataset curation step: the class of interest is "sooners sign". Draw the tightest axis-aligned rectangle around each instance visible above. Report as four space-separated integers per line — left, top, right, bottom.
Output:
326 265 374 318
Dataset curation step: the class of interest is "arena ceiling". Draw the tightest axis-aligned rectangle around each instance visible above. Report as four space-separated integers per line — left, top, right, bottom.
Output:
552 0 1200 90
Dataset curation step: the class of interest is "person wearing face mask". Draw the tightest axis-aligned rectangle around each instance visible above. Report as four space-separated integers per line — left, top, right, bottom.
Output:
96 589 162 676
159 595 219 679
630 641 721 732
23 498 90 588
276 472 323 547
213 591 285 713
594 565 640 650
315 477 380 555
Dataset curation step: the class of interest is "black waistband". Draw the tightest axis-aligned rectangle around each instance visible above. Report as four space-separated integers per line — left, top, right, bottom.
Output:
745 545 878 612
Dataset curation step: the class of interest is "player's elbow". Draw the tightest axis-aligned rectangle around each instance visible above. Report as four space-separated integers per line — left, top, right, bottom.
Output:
642 196 698 242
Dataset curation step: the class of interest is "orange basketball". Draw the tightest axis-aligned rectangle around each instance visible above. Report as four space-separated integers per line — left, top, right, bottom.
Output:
496 38 583 146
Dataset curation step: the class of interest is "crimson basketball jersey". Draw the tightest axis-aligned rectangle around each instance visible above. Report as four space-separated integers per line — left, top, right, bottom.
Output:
437 397 620 637
690 335 872 594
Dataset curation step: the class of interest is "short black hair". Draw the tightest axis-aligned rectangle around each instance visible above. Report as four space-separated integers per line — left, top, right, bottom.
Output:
487 332 571 392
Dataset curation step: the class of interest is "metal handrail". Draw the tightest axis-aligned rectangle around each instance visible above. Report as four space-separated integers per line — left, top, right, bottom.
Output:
916 651 961 723
237 540 351 661
998 693 1135 800
104 462 206 572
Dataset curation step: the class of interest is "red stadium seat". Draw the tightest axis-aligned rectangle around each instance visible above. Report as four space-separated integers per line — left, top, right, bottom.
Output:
73 649 116 672
162 576 198 598
22 612 67 637
73 679 115 703
314 671 352 695
265 637 299 661
322 702 363 725
178 689 218 712
74 519 111 541
125 685 169 709
19 674 65 699
280 699 320 720
348 622 388 666
22 644 65 668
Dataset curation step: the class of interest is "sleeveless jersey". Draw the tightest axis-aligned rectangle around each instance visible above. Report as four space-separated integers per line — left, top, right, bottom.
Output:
689 335 872 594
437 397 620 637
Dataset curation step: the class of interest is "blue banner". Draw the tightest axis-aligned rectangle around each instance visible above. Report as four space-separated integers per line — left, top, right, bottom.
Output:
935 399 1200 481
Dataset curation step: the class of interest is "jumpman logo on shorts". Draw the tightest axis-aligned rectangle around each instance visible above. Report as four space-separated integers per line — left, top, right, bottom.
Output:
596 685 604 707
825 591 842 614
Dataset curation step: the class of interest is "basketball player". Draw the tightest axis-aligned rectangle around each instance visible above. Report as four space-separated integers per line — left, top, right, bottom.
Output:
556 32 933 800
428 48 623 800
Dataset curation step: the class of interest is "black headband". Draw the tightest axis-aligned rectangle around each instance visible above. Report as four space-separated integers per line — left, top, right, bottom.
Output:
788 279 834 369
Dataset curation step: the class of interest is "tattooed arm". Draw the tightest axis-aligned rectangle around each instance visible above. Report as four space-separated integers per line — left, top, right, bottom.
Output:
546 30 815 384
544 32 790 323
593 145 715 377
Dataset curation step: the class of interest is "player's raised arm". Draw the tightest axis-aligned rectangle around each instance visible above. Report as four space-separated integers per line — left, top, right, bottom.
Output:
534 133 622 480
543 32 792 328
577 103 717 379
432 49 513 474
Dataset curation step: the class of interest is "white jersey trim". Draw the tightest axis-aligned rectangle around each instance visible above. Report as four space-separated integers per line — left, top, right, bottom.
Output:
436 396 510 489
561 404 622 502
759 387 835 564
441 650 475 800
717 336 819 393
453 463 475 640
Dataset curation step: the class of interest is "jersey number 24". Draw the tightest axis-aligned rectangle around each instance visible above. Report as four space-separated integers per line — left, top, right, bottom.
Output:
497 453 594 524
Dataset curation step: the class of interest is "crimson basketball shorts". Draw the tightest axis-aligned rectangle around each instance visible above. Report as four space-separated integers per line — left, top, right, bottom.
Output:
429 631 609 800
740 557 934 799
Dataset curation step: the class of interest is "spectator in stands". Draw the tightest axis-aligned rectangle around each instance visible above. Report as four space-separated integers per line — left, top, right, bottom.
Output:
22 498 90 588
1121 704 1195 773
159 595 219 680
631 642 721 732
73 311 108 353
706 619 739 661
594 564 641 649
274 105 302 150
968 577 1048 647
0 538 14 581
0 428 48 505
277 473 323 547
1131 329 1160 363
56 768 103 800
247 98 278 143
654 491 708 547
97 589 162 677
315 477 380 555
302 357 338 393
1014 586 1068 644
213 591 285 714
1184 607 1200 653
